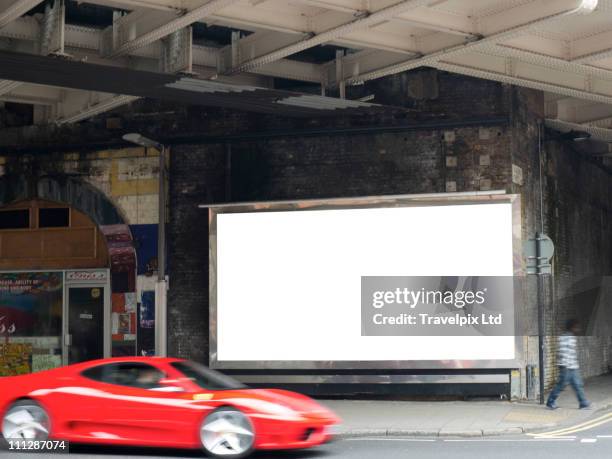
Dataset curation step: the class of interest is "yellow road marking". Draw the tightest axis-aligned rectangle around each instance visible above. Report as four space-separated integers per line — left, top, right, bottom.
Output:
529 412 612 437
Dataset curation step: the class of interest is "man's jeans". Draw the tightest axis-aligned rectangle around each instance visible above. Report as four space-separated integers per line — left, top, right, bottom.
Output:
547 366 589 407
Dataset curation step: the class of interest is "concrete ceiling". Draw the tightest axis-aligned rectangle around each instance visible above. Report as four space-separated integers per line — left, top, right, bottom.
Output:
0 0 612 137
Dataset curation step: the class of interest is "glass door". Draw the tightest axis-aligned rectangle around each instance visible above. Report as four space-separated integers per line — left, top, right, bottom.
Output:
67 286 105 364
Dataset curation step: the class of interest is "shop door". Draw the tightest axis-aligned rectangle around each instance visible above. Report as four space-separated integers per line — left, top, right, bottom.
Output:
67 286 105 364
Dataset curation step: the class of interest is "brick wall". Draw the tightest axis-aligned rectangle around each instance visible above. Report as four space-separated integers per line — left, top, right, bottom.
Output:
0 148 161 225
167 144 227 361
505 87 612 392
542 139 612 384
2 70 612 397
168 109 515 366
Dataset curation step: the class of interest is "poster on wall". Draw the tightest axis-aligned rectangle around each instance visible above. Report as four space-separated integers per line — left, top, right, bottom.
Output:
0 272 63 339
102 224 137 357
132 224 158 356
0 343 32 376
211 196 520 370
32 354 62 373
118 313 131 334
140 291 155 328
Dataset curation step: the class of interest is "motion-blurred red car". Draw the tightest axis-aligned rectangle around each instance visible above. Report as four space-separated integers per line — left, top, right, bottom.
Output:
0 357 340 457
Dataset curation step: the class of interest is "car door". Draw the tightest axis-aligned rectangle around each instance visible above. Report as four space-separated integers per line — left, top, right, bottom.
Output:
74 362 201 446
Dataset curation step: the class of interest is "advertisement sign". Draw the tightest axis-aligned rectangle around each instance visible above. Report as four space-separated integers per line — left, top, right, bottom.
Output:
66 270 108 282
211 196 520 369
32 354 62 373
0 343 32 376
0 272 63 338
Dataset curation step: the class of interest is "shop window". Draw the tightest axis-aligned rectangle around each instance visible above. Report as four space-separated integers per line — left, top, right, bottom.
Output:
0 209 29 229
171 361 246 390
39 208 70 228
82 362 166 390
81 364 106 382
0 272 63 376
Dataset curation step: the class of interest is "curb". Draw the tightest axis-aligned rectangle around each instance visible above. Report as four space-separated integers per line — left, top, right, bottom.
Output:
336 428 522 439
335 402 612 439
520 401 612 435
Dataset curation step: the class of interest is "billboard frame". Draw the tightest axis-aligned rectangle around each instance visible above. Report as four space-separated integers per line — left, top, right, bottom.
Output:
207 191 524 371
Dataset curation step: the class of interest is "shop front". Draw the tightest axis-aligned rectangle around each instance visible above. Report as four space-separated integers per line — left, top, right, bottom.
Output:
0 270 110 375
0 199 136 375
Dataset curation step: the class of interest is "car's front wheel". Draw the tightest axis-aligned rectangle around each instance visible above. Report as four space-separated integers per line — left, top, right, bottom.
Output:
2 400 50 441
200 406 255 458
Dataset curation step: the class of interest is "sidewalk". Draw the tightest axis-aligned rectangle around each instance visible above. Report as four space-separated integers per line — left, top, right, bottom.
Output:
321 373 612 438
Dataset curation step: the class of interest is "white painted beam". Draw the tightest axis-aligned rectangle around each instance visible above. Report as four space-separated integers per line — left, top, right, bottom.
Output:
571 29 612 63
389 16 477 38
347 0 601 83
0 0 44 29
39 0 65 56
217 30 311 74
0 83 61 105
545 118 612 142
291 0 364 15
433 58 612 106
0 79 23 96
226 0 432 74
108 0 240 57
323 49 414 86
55 92 140 124
573 48 612 64
489 44 612 81
79 0 181 12
0 84 138 124
0 18 317 83
394 6 476 37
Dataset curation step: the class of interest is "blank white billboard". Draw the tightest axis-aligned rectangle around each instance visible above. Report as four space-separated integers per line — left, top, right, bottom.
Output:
215 201 515 363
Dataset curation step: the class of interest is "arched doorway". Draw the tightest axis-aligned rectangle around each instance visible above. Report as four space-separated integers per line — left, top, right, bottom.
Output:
0 196 137 375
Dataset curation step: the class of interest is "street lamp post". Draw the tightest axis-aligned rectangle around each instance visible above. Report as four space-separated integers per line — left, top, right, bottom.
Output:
123 133 168 357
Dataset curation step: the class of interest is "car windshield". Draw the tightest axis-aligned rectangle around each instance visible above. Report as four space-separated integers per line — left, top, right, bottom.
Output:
171 361 247 391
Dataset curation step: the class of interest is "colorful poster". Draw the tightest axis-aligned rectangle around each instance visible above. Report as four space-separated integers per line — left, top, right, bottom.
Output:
125 292 136 312
140 290 155 328
0 343 32 376
0 272 62 339
101 224 137 357
32 354 62 373
130 224 158 276
118 313 131 334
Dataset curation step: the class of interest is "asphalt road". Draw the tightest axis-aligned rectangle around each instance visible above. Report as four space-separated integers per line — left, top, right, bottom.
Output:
0 436 610 459
3 411 612 459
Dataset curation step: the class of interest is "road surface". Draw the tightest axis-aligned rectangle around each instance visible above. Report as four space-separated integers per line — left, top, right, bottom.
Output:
3 409 612 459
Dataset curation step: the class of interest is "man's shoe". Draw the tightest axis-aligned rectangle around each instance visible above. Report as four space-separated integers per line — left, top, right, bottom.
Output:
579 402 592 409
547 403 558 410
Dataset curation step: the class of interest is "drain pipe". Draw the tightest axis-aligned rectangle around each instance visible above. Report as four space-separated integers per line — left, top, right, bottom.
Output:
537 121 545 404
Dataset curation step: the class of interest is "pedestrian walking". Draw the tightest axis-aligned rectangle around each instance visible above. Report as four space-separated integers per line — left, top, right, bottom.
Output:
546 318 591 410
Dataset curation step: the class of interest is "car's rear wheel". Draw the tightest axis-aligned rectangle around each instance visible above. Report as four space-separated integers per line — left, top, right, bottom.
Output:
2 400 50 441
200 406 255 458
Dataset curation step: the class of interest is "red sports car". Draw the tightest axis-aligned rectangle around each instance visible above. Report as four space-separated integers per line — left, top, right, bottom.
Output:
0 357 340 457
